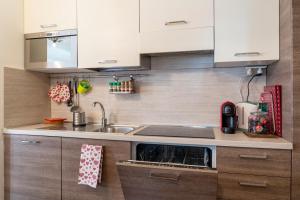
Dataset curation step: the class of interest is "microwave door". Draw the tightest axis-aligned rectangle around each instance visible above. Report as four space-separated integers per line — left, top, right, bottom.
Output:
25 35 77 70
47 36 77 68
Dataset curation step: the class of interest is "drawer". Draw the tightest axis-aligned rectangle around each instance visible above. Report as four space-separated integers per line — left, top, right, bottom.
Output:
218 173 290 200
217 147 291 177
117 161 217 200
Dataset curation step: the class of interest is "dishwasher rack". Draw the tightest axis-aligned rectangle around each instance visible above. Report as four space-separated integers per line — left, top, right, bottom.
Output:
132 143 216 169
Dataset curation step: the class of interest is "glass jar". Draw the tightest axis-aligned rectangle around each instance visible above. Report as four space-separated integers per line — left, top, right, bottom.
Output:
248 111 270 134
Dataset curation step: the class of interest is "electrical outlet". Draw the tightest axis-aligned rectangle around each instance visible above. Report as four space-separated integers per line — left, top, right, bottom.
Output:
245 66 267 76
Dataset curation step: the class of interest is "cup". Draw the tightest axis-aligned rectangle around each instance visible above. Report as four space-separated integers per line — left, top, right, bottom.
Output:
77 80 92 94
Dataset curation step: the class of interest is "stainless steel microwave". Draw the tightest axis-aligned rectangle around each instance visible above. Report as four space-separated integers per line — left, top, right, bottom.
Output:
25 29 77 71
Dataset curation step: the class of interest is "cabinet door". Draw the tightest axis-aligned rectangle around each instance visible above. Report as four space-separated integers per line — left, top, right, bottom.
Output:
140 0 214 54
214 0 279 67
77 0 140 68
4 135 61 200
24 0 77 33
62 138 131 200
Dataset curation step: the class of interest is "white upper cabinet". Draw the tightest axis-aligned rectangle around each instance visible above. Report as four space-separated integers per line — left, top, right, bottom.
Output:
140 0 214 54
214 0 279 67
24 0 77 34
77 0 141 69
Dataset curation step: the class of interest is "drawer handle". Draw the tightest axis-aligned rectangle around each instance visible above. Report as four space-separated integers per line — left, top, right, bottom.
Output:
20 140 41 144
149 172 180 182
239 154 268 160
239 181 267 188
40 24 58 29
98 60 118 64
165 20 188 26
234 52 261 57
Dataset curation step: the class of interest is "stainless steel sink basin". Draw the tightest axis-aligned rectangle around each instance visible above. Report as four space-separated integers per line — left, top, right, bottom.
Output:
93 125 138 134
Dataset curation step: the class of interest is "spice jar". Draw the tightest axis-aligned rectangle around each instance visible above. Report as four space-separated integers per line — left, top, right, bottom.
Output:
109 82 113 92
248 111 270 134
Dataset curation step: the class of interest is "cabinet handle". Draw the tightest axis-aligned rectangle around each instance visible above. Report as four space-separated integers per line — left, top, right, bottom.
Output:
98 60 118 64
234 52 261 57
40 24 58 29
239 181 267 188
149 172 180 182
20 140 41 144
239 154 268 160
165 20 188 26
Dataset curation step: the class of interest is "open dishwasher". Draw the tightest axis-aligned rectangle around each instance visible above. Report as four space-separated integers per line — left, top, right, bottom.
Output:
117 143 217 200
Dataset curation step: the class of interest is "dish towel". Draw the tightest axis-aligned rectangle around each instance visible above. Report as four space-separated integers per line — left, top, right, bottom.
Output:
78 144 104 188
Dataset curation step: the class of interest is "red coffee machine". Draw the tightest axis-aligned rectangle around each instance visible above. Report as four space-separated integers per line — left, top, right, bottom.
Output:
220 101 237 134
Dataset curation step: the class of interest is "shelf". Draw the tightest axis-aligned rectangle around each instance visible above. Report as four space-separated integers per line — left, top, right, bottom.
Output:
109 91 135 94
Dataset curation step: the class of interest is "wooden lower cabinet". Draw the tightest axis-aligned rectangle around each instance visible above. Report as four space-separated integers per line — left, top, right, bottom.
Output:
4 135 61 200
61 138 131 200
217 173 291 200
217 147 292 200
217 147 291 177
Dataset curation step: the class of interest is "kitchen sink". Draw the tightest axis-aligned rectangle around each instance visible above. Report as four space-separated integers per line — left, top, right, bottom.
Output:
93 125 139 134
38 123 140 134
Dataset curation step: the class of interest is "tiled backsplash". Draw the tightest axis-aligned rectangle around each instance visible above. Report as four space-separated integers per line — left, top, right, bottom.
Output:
51 64 266 126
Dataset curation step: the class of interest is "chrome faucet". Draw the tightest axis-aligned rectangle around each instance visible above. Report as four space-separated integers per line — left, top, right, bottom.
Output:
93 101 107 129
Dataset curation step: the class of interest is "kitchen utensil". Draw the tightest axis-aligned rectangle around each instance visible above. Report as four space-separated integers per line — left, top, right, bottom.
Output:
220 101 237 134
236 102 258 131
77 80 92 94
73 112 86 126
67 80 74 107
44 118 67 125
71 79 81 112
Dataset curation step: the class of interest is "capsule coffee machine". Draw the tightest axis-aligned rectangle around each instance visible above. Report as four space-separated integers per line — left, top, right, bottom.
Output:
220 101 237 134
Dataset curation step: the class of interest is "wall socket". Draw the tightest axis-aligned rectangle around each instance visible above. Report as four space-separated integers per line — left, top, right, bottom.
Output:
246 66 267 76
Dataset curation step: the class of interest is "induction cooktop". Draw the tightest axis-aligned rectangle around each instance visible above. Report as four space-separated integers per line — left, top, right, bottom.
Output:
134 125 215 139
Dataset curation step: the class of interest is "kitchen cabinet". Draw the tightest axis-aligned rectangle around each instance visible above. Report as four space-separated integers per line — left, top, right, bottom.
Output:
24 0 77 34
217 147 291 200
218 173 290 200
77 0 143 69
61 138 131 200
4 135 61 200
140 0 214 54
214 0 279 67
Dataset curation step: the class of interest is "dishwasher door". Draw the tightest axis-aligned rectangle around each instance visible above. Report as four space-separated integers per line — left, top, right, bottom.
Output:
117 160 217 200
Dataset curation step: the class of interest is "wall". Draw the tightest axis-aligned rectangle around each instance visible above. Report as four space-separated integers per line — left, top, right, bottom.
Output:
0 0 24 69
4 68 51 128
0 0 24 199
292 0 300 199
51 56 266 126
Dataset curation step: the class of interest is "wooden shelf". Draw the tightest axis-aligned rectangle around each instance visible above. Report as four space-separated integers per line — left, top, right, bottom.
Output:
109 91 135 94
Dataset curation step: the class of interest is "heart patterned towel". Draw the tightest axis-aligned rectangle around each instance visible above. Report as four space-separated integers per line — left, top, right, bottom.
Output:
78 144 104 188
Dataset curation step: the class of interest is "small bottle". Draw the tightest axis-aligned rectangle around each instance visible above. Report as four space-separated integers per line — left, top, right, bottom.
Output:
129 79 134 93
112 82 117 92
117 82 121 92
121 81 125 92
109 82 113 92
125 81 129 92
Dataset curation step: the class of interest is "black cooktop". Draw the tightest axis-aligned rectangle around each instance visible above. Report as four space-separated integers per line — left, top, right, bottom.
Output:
135 125 215 139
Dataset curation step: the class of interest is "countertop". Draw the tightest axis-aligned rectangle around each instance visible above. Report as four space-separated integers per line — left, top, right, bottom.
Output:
3 124 293 150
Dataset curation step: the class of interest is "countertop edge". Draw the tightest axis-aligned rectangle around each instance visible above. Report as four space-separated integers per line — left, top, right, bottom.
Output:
3 128 293 150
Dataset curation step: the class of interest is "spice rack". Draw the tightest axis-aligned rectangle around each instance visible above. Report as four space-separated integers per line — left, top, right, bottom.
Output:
109 75 135 94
